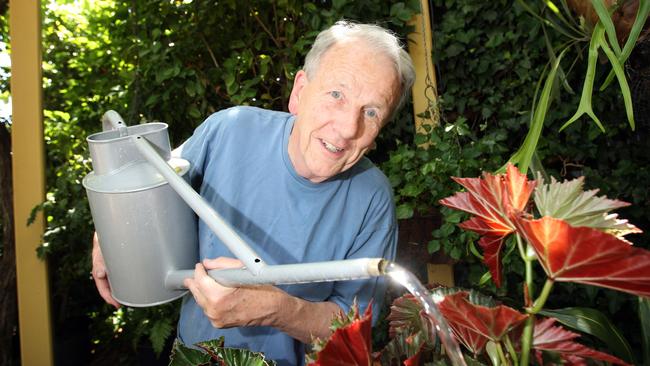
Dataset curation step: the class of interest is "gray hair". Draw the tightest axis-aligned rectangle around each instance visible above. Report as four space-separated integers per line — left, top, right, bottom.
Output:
303 20 416 119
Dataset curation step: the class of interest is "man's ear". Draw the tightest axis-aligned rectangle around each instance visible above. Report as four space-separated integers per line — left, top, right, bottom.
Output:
288 70 308 115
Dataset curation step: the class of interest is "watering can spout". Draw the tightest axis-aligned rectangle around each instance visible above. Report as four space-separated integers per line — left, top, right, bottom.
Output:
164 258 389 289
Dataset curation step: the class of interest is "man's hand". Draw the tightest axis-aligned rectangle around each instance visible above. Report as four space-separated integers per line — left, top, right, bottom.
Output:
184 257 278 328
184 257 343 343
91 232 121 308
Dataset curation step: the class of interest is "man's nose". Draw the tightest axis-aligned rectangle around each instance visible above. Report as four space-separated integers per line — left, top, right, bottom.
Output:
334 108 362 139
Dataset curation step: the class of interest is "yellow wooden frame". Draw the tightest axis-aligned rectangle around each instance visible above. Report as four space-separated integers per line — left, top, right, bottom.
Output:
408 2 454 287
408 0 439 134
10 0 54 364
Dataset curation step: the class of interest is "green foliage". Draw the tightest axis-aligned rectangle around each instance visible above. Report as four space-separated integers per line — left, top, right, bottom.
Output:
539 307 634 363
382 116 507 263
640 297 650 365
169 337 276 366
35 0 420 364
382 0 650 360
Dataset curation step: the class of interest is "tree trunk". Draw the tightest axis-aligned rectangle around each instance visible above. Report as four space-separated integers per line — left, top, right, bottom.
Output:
0 122 18 366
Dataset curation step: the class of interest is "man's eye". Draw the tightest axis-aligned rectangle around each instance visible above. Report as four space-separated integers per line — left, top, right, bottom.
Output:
365 109 378 119
330 91 342 99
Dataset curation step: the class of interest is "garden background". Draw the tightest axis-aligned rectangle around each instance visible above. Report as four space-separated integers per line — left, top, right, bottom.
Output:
1 0 648 365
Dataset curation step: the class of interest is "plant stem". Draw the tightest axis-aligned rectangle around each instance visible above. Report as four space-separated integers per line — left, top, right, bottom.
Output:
516 234 535 297
519 315 535 366
504 336 518 366
529 279 555 314
496 341 508 366
520 279 555 365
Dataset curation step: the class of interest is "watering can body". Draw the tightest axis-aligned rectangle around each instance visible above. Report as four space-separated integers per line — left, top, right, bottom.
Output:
83 121 198 307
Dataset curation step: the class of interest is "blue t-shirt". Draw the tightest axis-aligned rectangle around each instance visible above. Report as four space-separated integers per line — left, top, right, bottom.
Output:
177 106 397 366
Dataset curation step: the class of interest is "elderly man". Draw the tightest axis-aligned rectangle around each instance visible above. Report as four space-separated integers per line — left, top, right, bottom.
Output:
92 20 415 365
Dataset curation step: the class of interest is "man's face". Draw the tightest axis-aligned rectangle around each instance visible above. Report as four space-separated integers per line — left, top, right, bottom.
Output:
287 39 401 183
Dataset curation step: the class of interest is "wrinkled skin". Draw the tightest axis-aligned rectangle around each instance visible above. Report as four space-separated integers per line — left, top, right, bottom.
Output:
287 39 400 183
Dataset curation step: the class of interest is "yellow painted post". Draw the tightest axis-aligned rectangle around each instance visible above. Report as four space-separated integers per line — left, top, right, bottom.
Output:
408 0 439 134
9 0 54 365
407 1 454 287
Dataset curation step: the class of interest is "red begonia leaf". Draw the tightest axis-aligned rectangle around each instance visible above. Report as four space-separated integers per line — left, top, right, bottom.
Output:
440 164 535 286
438 291 528 346
308 304 372 366
477 235 506 288
376 330 427 366
447 321 490 356
515 216 650 297
533 317 631 365
402 341 423 366
387 294 427 339
441 164 533 236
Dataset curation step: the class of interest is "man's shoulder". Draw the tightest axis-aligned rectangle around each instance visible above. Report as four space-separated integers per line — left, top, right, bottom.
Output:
204 106 291 129
345 158 393 197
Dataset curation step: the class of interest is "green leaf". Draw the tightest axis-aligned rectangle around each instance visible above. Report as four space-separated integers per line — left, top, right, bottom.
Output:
533 175 640 236
539 307 635 363
332 0 346 10
168 339 211 366
210 347 276 366
401 182 423 197
559 23 606 133
444 210 464 224
505 48 567 173
188 105 202 119
600 0 650 90
640 297 650 365
428 239 441 253
596 26 635 130
590 0 622 56
185 83 196 97
396 203 414 220
149 318 173 357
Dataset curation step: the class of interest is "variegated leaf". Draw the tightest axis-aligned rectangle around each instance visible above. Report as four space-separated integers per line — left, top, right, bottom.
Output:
534 175 641 237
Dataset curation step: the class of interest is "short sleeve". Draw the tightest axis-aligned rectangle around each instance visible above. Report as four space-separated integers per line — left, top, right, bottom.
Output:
177 111 226 189
328 225 398 325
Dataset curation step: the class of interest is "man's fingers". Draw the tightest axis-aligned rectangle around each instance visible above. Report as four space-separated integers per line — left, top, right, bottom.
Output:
185 264 209 310
94 275 120 308
91 232 120 308
202 257 244 270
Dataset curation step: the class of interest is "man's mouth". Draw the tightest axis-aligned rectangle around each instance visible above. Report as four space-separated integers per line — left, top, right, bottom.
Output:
321 139 343 153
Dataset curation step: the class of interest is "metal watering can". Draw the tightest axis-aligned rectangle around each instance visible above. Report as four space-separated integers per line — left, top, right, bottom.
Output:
83 111 387 307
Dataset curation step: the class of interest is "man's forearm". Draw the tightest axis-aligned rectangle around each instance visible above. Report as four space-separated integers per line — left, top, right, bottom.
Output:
269 289 342 344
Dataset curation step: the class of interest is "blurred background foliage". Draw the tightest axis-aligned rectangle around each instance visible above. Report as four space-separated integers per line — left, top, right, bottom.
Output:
2 0 420 364
0 0 648 364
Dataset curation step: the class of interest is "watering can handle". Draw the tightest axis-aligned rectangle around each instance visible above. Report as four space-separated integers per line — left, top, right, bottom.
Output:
102 110 128 135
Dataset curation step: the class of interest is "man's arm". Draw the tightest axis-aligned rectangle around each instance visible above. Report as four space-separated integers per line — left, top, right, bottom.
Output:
91 232 121 308
184 257 342 344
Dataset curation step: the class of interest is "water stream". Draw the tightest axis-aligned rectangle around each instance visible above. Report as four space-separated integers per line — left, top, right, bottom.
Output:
383 262 467 366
